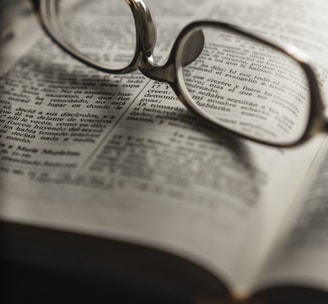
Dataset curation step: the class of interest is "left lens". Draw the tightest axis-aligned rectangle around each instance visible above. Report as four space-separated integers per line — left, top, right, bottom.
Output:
57 0 137 70
177 25 311 145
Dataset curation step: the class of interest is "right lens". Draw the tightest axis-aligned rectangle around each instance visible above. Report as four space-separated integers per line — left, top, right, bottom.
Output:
56 0 137 70
178 26 311 146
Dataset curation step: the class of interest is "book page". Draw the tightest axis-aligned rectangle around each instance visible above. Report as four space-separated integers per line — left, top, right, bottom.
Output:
253 138 328 293
202 0 328 295
0 0 327 297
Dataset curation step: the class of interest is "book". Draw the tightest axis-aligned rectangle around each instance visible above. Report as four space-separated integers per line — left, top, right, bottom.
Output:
1 0 328 303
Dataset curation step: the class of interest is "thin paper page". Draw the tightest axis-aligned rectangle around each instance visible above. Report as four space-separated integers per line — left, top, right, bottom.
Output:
0 0 327 297
253 138 328 293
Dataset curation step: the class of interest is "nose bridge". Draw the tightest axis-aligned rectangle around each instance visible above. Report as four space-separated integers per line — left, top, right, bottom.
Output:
126 1 205 84
126 0 157 56
126 0 176 82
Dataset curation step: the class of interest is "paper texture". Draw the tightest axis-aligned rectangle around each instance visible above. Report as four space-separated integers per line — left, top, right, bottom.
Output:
1 0 328 296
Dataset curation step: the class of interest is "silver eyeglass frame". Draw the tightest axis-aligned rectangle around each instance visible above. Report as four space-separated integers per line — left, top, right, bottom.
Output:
29 0 328 147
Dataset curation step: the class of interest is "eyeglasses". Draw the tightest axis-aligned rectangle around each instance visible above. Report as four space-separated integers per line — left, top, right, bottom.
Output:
29 0 327 147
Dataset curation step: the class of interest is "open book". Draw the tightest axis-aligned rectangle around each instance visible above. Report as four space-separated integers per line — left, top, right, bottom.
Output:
1 0 328 303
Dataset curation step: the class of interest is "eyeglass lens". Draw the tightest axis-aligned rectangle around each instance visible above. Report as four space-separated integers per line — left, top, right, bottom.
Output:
57 0 137 69
56 1 311 145
179 28 310 145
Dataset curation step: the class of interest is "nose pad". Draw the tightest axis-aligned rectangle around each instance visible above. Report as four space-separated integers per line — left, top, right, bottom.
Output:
181 30 205 67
